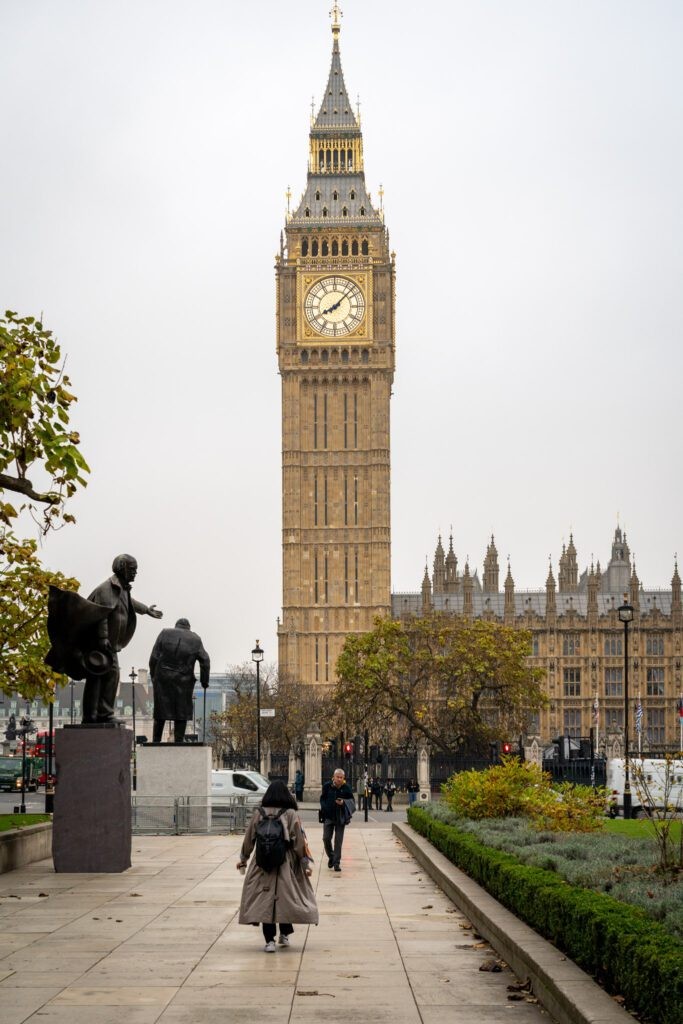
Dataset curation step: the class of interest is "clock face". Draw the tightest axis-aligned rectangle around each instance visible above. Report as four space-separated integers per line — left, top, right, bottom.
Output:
304 276 365 337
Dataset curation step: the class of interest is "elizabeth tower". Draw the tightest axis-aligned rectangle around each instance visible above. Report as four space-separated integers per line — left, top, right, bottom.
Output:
277 6 395 686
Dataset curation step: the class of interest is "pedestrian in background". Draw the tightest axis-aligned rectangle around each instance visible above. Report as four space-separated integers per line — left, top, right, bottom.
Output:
320 768 354 872
385 778 396 812
407 779 419 806
237 780 318 952
371 776 383 810
294 768 304 802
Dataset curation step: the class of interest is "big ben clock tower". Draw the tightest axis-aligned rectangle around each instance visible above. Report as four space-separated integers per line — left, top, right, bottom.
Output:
277 4 395 686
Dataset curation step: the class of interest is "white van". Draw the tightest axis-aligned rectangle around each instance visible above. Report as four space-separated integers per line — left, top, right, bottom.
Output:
211 769 269 806
606 758 683 814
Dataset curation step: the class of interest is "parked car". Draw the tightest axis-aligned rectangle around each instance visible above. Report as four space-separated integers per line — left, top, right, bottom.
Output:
0 755 39 792
210 769 269 806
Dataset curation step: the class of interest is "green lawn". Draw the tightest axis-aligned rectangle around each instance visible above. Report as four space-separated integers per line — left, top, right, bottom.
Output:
0 814 51 832
603 818 682 841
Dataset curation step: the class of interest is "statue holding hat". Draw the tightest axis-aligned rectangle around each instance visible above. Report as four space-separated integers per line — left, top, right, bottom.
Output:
149 619 210 743
46 554 162 724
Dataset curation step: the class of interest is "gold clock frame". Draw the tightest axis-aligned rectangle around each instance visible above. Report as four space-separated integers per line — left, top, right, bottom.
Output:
297 271 373 342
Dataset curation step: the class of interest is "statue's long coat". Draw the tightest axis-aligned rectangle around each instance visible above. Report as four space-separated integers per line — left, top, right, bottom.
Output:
149 625 210 721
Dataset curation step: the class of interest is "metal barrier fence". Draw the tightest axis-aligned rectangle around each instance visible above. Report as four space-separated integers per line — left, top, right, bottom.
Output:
542 758 607 787
131 795 251 835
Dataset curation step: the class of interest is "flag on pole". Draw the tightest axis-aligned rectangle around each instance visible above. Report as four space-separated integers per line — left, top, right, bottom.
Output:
591 694 599 726
635 698 643 735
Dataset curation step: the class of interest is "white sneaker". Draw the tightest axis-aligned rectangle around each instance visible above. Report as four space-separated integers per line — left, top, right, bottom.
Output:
278 935 290 946
264 941 276 953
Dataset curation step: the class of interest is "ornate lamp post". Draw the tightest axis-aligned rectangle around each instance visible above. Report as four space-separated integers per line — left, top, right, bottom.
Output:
618 603 634 819
129 668 138 791
251 641 264 773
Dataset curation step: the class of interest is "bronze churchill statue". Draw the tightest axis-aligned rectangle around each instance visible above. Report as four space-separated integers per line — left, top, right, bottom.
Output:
149 619 210 743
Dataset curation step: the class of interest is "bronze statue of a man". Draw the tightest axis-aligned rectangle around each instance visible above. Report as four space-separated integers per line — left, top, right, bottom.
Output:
82 554 162 724
149 619 210 743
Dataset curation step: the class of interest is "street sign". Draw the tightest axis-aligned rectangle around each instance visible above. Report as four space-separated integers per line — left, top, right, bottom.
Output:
259 709 275 718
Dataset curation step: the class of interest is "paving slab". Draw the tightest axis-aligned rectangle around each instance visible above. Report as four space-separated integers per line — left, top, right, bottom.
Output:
0 826 556 1024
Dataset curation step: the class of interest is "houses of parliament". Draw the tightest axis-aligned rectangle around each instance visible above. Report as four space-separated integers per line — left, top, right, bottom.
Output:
275 7 681 750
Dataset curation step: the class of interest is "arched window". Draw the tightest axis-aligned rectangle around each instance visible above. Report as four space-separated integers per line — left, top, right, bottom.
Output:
342 206 348 217
361 349 369 364
333 149 338 169
350 190 356 200
301 350 309 364
315 190 321 201
332 240 338 256
360 206 365 217
301 239 309 257
326 150 331 170
347 149 353 168
312 240 319 256
321 350 329 364
305 207 310 218
361 239 369 255
322 240 329 256
322 207 328 218
352 240 359 255
333 190 338 201
340 150 346 169
341 349 349 364
341 240 349 255
319 150 324 170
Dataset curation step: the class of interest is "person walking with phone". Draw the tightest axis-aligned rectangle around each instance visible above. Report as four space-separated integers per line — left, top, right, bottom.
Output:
320 768 354 872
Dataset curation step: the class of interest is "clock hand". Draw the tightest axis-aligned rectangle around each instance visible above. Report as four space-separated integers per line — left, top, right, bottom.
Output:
322 298 343 315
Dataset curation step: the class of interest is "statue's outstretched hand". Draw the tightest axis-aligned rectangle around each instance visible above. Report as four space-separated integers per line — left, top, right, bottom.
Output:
147 605 163 619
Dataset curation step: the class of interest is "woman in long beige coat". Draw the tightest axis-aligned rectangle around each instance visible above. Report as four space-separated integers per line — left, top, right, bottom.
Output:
237 780 319 952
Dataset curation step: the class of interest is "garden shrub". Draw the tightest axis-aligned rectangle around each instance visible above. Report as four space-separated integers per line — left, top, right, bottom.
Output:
407 806 683 1024
440 756 604 831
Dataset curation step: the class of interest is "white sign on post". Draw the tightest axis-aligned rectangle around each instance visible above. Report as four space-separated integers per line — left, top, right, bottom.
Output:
259 708 275 718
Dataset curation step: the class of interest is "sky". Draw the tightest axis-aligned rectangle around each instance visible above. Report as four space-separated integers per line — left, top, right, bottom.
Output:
1 1 682 677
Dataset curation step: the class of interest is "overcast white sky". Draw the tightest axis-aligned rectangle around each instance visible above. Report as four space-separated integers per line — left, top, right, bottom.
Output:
2 0 682 676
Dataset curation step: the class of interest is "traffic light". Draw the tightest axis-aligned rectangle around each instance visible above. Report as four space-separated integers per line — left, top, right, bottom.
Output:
501 741 513 755
343 741 354 758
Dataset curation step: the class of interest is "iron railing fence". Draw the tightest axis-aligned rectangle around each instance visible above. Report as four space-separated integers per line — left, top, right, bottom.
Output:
268 753 290 783
131 795 250 835
542 758 607 787
429 754 494 793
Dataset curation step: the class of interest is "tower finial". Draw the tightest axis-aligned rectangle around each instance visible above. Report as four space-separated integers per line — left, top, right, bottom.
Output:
330 2 342 38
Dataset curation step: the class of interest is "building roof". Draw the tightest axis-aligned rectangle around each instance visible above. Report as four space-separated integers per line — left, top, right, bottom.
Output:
293 174 381 226
314 35 359 131
392 589 674 620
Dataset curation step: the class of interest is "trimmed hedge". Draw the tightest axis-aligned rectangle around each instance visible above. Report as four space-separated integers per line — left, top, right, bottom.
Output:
407 806 683 1024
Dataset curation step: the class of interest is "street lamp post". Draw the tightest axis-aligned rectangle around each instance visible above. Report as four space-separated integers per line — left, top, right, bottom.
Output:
618 603 634 819
69 678 75 725
129 668 138 792
252 641 264 773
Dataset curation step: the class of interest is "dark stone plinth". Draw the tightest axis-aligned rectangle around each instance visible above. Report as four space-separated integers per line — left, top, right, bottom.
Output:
53 726 132 873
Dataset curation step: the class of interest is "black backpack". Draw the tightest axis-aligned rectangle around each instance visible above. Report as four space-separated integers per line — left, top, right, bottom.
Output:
254 807 289 872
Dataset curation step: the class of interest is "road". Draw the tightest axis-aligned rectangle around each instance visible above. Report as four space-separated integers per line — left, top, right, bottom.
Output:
0 790 47 814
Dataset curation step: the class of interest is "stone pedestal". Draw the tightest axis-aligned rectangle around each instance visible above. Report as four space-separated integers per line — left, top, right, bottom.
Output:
303 728 322 801
53 726 132 873
136 744 211 798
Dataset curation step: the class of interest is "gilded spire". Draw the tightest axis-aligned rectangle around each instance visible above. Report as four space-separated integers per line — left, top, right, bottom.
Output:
330 2 342 39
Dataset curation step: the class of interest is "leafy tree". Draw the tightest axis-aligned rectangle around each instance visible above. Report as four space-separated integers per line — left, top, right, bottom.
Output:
210 664 333 764
0 311 89 700
335 615 546 755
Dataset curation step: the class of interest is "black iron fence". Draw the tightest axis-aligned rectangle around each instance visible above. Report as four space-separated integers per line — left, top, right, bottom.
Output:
543 757 607 787
430 753 494 793
268 752 290 783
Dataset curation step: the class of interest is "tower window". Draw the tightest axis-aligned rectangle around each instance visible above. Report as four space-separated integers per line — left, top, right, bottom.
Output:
305 208 310 217
301 239 308 257
314 474 318 526
351 240 359 256
344 472 348 524
343 393 348 449
326 150 331 170
332 240 338 256
312 240 319 256
344 550 349 603
333 190 338 201
314 553 319 604
315 190 321 201
333 148 338 169
353 393 358 448
315 637 319 682
341 349 349 363
361 239 369 255
342 207 348 218
350 190 356 200
342 239 348 254
301 350 309 364
340 150 346 169
313 393 318 449
321 348 329 363
325 637 329 682
324 553 329 603
348 149 353 168
324 475 328 525
360 206 365 216
323 393 328 449
354 549 359 602
322 240 329 255
361 349 369 364
318 150 324 170
354 474 359 525
322 207 328 218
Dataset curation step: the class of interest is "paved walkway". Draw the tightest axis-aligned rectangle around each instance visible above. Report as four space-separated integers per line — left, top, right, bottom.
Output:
0 825 553 1024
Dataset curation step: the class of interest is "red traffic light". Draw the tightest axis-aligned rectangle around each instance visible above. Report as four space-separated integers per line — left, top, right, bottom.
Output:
343 741 354 756
501 742 513 755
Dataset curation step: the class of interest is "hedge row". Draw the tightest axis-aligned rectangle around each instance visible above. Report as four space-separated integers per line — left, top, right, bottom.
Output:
407 806 683 1024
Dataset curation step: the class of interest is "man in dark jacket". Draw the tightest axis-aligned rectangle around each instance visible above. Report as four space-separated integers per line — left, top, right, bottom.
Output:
83 554 162 724
149 619 210 743
320 768 354 872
